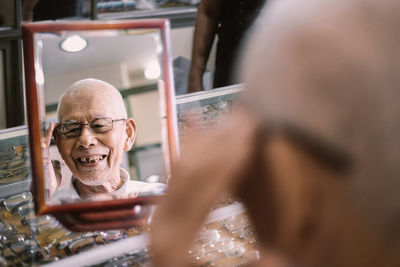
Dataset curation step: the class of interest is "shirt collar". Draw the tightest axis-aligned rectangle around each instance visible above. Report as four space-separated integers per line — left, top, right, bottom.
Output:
72 167 131 196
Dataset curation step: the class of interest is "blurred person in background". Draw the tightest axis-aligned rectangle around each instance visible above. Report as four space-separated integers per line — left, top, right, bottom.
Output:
23 0 84 22
188 0 267 93
151 0 400 266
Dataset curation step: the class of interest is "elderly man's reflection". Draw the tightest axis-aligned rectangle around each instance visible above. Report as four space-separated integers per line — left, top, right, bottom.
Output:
45 78 165 203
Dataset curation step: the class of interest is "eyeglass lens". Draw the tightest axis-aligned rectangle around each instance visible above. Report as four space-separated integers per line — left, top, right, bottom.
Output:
60 118 124 138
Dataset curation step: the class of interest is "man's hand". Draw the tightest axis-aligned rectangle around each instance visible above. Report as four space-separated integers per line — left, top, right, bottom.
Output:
86 192 139 201
151 109 262 267
42 121 62 197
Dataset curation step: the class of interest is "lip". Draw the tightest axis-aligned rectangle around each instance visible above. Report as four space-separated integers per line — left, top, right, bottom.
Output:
74 154 108 167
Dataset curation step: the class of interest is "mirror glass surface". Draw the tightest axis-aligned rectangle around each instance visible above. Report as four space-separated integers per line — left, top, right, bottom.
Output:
25 22 176 208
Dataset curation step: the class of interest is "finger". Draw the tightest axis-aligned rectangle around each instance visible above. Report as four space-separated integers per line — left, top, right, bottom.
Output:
151 110 260 267
45 121 55 140
44 161 58 197
128 192 139 198
89 194 113 201
42 121 55 148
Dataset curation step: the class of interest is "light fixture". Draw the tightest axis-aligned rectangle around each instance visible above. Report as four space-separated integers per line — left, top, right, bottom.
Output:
144 62 161 80
60 34 88 53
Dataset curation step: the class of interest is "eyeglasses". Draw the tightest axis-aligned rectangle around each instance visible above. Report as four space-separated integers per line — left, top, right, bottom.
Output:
268 121 353 173
57 118 126 138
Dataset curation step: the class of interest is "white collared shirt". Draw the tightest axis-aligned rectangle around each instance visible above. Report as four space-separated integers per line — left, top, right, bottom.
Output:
50 168 166 204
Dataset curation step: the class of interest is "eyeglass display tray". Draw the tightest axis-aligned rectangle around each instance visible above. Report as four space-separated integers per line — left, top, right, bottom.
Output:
41 202 257 267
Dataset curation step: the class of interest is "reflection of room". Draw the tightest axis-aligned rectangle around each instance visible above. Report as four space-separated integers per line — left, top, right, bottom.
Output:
39 23 217 182
40 29 166 182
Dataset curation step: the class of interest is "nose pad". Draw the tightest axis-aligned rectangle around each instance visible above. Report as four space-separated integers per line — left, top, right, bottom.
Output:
76 127 97 149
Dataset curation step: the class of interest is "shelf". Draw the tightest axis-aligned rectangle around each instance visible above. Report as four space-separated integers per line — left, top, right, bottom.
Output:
0 28 20 39
97 6 197 28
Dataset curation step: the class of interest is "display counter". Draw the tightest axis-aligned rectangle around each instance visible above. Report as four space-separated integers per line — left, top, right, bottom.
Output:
0 86 258 266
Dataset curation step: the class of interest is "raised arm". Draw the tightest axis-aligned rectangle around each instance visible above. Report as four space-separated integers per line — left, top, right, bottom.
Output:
188 0 223 93
41 121 62 197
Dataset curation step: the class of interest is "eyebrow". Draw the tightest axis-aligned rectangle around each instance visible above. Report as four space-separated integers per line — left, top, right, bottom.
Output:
61 120 79 124
61 117 108 124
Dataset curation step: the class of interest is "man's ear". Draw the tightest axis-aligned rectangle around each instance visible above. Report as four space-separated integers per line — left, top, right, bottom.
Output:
53 123 61 148
124 118 136 151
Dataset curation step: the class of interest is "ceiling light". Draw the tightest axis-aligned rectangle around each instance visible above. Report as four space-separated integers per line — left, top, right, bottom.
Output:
60 35 87 53
144 62 161 80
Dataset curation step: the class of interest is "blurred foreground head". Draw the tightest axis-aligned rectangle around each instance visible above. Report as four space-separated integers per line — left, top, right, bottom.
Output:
151 0 400 266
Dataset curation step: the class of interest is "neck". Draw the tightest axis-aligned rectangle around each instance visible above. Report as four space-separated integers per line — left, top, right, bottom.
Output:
74 175 124 198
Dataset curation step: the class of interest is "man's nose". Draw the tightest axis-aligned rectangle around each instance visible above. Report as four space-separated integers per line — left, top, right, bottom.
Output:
76 126 97 148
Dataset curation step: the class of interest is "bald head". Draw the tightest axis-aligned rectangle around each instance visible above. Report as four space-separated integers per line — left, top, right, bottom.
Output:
57 78 127 122
240 0 400 241
54 78 136 189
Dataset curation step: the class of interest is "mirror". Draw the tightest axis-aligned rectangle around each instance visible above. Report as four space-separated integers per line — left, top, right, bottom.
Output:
22 20 178 229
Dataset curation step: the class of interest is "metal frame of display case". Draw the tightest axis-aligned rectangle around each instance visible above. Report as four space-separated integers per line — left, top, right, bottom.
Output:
175 84 243 112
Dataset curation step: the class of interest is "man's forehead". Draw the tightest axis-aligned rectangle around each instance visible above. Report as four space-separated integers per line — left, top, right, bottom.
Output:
59 94 120 119
60 115 111 123
58 102 120 122
57 79 126 122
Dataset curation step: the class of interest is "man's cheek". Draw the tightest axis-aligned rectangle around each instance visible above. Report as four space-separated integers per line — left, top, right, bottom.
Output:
59 149 72 165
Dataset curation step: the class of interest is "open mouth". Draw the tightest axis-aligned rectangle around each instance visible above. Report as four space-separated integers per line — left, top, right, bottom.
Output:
76 155 107 164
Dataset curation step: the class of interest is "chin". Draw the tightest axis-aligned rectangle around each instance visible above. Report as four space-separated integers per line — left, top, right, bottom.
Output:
74 173 108 186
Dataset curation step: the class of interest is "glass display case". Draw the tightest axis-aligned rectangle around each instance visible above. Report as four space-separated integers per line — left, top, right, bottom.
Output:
176 84 243 144
0 86 260 266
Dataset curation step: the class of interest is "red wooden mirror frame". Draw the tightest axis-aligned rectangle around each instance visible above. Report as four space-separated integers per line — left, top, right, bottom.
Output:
22 19 179 231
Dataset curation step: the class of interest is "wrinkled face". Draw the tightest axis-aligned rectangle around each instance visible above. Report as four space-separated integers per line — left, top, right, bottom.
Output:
55 87 135 186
